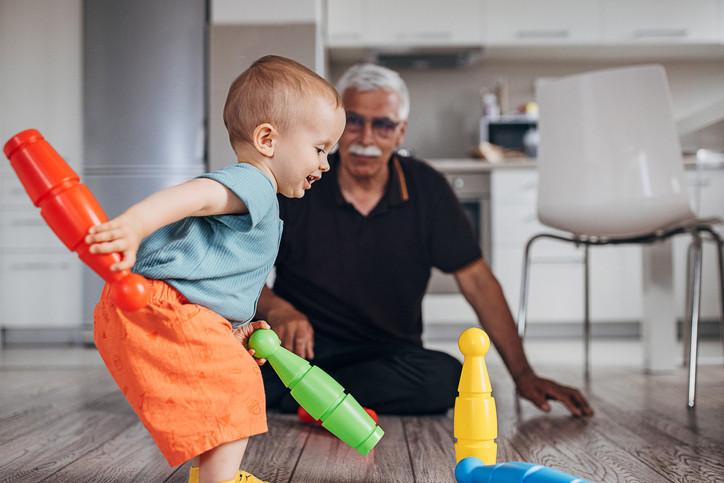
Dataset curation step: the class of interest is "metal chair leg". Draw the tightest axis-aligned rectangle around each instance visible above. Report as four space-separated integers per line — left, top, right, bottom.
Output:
700 227 724 361
717 238 724 360
517 236 538 338
687 234 703 409
583 244 591 381
683 241 696 367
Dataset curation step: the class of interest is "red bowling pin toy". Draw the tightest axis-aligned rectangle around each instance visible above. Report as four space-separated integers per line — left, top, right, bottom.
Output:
3 129 150 311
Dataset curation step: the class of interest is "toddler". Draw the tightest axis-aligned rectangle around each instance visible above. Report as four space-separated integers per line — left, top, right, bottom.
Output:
88 55 345 483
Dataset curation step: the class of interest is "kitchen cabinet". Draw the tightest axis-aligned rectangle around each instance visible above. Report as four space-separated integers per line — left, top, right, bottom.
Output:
326 0 484 47
485 0 602 45
211 0 320 24
326 0 366 47
491 169 643 325
325 0 724 60
673 165 724 321
602 0 722 43
0 0 83 329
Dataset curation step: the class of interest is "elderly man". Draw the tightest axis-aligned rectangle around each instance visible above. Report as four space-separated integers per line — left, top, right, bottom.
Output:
256 63 593 417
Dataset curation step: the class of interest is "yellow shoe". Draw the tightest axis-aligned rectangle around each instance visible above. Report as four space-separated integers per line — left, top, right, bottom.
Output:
188 466 267 483
237 470 269 483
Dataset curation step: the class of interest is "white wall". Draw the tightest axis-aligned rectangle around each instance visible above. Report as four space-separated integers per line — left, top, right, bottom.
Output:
329 59 724 159
0 0 82 165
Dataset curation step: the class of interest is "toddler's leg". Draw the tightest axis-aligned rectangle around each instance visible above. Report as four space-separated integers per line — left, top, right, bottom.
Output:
196 438 248 483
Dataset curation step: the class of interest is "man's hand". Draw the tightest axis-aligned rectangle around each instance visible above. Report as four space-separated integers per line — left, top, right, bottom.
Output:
273 316 315 360
256 285 315 359
514 370 594 417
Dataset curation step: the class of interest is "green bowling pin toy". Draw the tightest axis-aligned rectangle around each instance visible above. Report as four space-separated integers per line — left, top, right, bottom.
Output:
249 329 384 455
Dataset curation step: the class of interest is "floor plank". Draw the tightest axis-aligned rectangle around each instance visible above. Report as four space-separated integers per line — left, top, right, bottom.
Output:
402 415 457 482
290 415 412 483
0 348 722 483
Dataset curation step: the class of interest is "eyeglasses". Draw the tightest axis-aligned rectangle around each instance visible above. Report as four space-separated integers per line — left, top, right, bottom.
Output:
345 112 401 138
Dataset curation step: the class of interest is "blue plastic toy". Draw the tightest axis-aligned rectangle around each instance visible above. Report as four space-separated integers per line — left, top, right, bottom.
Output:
455 457 592 483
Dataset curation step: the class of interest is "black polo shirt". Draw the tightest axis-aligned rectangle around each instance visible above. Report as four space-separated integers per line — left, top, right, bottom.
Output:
272 152 482 345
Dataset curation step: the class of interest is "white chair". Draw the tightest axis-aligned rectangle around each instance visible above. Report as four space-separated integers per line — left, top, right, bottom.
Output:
516 65 723 408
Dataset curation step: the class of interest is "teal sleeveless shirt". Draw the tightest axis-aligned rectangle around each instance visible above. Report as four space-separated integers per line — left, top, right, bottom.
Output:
132 164 282 326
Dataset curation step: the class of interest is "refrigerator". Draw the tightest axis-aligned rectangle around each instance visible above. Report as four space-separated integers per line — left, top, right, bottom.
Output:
82 0 207 326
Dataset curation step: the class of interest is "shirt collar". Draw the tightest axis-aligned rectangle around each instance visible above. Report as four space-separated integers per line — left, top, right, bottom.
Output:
329 152 411 209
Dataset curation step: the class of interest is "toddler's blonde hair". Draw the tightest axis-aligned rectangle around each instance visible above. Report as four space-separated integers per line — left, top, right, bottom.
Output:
224 55 342 151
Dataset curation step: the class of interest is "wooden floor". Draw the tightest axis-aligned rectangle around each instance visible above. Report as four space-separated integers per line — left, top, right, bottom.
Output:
0 347 722 483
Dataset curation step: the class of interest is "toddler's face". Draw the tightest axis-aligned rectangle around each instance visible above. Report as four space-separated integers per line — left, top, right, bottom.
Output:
272 98 345 198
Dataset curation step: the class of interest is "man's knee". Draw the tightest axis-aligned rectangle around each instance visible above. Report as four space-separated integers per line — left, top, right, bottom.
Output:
414 351 461 413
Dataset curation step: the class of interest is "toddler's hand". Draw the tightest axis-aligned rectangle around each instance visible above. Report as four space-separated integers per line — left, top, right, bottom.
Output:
233 320 271 366
85 213 144 272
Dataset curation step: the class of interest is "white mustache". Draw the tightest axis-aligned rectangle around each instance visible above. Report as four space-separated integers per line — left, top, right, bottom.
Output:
348 144 383 157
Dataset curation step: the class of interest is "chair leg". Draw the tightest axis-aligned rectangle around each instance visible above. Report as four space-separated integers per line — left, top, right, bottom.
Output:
517 237 538 339
702 228 724 361
583 244 591 381
683 241 696 367
687 235 703 409
717 239 724 360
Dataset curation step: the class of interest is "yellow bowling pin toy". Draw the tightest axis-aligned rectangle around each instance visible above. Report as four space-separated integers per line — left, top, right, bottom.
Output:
454 328 497 465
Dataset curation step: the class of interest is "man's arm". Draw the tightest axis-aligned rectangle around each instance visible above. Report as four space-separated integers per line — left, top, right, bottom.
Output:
256 284 315 359
454 258 594 417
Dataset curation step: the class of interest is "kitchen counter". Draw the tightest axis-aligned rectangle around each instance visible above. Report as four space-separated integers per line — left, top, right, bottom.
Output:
425 151 723 373
427 153 722 172
426 158 536 172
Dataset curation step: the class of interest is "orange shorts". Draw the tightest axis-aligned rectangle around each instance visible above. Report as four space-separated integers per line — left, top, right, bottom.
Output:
93 279 267 467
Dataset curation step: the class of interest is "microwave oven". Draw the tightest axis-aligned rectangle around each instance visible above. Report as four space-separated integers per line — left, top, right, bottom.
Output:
480 114 538 157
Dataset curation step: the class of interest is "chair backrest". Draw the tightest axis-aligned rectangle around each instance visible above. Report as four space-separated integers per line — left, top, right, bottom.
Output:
536 65 695 238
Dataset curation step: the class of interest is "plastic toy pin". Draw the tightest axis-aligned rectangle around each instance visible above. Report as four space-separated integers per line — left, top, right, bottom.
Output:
249 329 384 455
298 405 378 426
3 129 151 311
456 457 592 483
454 328 497 465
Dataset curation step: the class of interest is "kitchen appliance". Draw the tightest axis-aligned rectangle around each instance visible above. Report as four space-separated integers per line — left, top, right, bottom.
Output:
427 166 492 294
481 114 538 157
82 0 207 326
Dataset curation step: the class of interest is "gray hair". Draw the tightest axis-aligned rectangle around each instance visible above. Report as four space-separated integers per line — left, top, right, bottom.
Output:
335 63 410 121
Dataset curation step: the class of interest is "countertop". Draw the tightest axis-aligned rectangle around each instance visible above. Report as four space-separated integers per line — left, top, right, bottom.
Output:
426 153 724 173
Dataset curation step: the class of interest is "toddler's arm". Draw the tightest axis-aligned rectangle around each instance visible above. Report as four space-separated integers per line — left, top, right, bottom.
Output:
85 177 247 272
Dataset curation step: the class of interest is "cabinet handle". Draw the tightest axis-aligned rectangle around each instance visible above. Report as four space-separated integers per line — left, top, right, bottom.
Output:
516 29 570 39
396 31 451 41
10 261 70 271
330 32 363 41
634 28 688 38
10 218 47 228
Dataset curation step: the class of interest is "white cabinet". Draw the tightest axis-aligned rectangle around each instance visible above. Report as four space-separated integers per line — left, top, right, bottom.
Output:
0 0 82 329
326 0 484 47
673 166 724 321
325 0 724 59
491 169 643 324
212 0 320 24
326 0 366 46
492 169 583 323
602 0 722 43
485 0 602 45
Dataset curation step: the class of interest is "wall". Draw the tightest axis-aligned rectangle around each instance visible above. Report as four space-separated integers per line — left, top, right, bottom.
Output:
208 24 318 171
0 0 84 336
329 58 724 159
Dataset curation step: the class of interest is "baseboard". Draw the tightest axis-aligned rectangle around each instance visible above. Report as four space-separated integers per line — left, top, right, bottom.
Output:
1 320 721 347
423 319 722 342
1 326 94 347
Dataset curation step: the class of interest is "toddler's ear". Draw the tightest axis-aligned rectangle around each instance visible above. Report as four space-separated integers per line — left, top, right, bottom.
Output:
253 123 276 157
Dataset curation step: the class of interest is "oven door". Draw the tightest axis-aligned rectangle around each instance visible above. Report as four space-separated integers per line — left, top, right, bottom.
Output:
427 172 492 294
